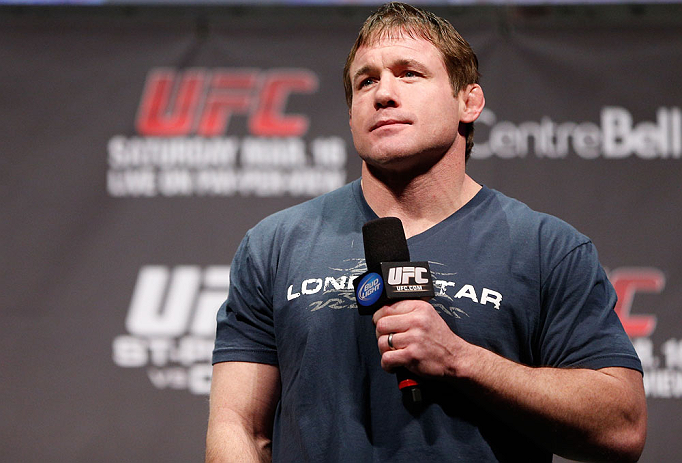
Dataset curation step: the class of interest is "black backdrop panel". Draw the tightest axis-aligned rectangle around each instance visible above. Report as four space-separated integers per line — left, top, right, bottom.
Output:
1 5 681 462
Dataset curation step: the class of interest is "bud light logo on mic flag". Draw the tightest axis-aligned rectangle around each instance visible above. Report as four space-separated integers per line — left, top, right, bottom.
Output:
356 272 384 307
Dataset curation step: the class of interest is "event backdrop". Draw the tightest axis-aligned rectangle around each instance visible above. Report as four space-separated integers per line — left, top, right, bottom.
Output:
1 4 681 462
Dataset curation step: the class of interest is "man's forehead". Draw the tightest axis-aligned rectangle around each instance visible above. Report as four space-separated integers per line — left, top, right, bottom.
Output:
360 27 434 51
351 32 440 69
363 25 430 46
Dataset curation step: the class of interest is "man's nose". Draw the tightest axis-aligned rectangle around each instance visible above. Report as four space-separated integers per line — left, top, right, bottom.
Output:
374 74 399 109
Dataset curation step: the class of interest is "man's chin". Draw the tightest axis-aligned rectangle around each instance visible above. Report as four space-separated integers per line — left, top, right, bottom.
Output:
361 153 412 171
359 145 417 165
361 153 440 180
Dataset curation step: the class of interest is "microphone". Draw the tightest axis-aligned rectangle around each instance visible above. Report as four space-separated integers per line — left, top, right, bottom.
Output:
354 217 435 410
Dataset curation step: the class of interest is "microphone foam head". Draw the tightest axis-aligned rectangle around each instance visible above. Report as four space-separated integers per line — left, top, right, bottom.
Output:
362 217 410 269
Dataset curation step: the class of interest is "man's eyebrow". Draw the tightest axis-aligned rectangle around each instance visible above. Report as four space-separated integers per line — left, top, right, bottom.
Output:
394 58 428 72
352 65 374 83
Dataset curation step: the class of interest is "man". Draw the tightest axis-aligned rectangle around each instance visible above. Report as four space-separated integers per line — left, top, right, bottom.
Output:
206 3 646 462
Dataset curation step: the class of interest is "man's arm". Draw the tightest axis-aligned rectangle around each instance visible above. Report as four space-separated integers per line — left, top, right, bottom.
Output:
206 362 281 463
373 300 647 462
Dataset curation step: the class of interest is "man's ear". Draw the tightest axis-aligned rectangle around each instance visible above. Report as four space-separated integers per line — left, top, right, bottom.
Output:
459 84 485 123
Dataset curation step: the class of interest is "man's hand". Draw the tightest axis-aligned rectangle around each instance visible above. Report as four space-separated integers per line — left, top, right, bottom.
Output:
372 299 465 379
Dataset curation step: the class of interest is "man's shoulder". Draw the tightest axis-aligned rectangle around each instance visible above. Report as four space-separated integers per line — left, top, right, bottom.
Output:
247 180 359 240
484 186 591 249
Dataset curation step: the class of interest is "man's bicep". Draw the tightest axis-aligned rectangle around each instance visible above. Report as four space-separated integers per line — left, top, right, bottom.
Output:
208 361 281 440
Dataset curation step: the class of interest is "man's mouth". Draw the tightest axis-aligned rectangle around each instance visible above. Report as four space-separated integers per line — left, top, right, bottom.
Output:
370 120 410 131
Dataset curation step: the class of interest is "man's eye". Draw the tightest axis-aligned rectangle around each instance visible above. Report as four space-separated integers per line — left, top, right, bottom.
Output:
404 71 417 78
359 78 374 88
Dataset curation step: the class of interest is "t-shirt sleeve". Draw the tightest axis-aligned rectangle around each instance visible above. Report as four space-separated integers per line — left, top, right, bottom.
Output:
212 230 279 366
537 242 642 373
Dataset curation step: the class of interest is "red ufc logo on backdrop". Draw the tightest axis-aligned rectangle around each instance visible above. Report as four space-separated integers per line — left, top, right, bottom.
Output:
135 68 319 137
610 267 664 338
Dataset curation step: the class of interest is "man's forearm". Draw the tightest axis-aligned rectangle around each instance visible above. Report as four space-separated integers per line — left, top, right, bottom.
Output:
206 416 273 463
206 362 280 463
374 300 647 462
452 343 647 462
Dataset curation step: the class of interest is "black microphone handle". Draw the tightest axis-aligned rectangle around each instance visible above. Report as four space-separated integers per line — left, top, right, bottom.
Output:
396 367 423 411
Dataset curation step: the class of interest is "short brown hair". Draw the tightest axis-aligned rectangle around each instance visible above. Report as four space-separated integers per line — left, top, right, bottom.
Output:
343 2 481 160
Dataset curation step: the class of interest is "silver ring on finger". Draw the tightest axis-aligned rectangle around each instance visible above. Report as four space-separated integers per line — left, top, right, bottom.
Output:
388 332 396 350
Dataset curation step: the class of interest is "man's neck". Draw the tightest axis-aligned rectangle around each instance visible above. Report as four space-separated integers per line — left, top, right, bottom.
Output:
361 161 481 239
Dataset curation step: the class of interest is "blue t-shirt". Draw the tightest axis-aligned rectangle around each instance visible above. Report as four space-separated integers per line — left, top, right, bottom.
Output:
213 179 641 462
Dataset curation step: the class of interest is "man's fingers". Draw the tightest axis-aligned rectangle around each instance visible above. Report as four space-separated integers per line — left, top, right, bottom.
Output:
372 299 431 326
